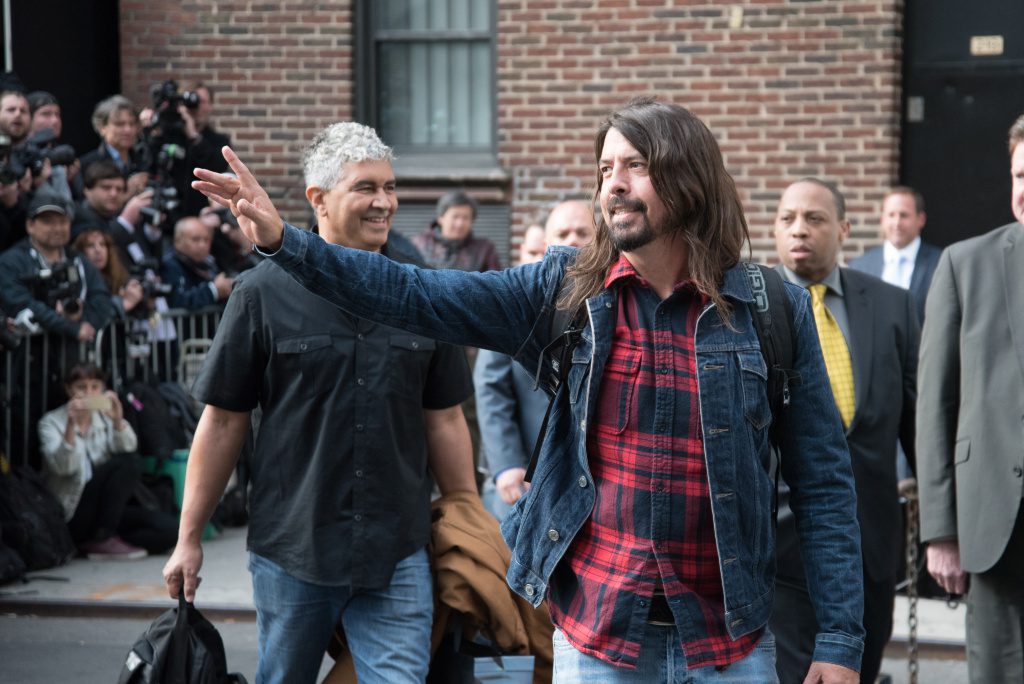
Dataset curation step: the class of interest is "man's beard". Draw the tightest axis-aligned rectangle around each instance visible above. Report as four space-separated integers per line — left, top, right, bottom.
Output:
607 196 657 252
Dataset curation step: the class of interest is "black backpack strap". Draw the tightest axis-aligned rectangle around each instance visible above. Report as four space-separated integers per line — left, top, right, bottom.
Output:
744 263 801 523
524 287 586 484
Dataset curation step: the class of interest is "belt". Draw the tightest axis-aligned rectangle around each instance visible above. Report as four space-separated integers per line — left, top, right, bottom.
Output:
647 592 674 626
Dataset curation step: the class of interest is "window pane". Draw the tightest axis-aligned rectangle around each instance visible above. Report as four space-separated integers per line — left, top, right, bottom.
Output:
378 40 491 149
377 0 490 31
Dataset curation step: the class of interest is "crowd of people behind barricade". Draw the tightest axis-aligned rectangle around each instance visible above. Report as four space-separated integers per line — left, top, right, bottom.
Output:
0 69 249 561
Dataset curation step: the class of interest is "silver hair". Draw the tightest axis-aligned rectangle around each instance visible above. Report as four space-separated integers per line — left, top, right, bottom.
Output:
91 95 137 135
302 122 393 189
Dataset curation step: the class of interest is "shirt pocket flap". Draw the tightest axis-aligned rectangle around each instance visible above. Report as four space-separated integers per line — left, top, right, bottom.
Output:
276 334 332 354
388 334 437 352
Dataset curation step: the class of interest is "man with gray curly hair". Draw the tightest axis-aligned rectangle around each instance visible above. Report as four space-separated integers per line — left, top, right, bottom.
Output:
163 121 477 683
302 121 393 189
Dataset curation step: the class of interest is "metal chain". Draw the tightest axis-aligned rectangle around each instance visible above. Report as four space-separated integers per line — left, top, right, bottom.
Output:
905 483 920 684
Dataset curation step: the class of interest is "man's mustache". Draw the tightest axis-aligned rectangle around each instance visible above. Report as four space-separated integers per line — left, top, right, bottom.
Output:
606 196 647 214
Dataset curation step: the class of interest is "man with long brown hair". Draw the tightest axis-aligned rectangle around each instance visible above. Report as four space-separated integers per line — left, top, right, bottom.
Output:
192 98 865 683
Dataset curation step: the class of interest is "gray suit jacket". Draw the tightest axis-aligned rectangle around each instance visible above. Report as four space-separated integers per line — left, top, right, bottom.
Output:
473 348 549 478
917 222 1024 573
777 267 920 582
848 241 942 322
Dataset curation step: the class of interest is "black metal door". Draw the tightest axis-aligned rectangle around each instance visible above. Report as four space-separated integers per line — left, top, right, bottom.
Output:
0 0 121 156
901 1 1024 247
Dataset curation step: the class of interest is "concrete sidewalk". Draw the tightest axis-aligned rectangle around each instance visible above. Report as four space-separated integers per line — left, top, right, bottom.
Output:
0 526 253 617
0 524 968 649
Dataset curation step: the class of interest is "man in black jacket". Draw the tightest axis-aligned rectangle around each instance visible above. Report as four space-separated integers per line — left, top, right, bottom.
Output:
0 186 112 342
72 160 162 265
160 216 233 310
181 84 232 217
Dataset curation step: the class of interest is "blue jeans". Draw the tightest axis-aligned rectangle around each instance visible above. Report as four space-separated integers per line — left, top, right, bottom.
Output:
249 548 433 684
552 625 778 684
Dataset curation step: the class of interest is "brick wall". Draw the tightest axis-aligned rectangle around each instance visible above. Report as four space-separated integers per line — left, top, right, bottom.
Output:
120 0 355 224
121 0 902 263
498 0 904 263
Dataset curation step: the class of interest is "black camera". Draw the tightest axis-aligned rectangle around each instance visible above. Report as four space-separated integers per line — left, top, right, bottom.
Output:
139 183 181 227
148 80 199 139
127 258 174 319
24 260 83 317
21 128 76 177
0 134 20 184
0 129 77 183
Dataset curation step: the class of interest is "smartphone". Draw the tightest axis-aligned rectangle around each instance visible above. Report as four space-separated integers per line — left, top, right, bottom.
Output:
81 395 112 411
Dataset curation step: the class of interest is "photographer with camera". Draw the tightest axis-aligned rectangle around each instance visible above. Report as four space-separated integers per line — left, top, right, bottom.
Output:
160 216 233 310
38 361 178 559
0 90 32 249
181 83 231 216
138 81 224 237
72 160 163 265
28 90 62 138
0 90 30 147
0 186 113 343
27 91 78 203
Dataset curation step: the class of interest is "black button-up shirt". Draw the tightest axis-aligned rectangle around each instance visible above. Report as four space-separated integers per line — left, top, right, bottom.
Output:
192 243 473 588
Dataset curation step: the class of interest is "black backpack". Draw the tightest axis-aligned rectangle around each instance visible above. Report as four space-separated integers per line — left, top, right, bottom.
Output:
117 594 248 684
524 264 800 489
0 465 76 570
0 526 27 586
121 381 190 467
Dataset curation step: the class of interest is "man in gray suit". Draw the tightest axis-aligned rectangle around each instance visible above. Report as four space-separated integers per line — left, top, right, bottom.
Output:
771 178 920 684
917 114 1024 683
848 186 941 322
474 201 594 519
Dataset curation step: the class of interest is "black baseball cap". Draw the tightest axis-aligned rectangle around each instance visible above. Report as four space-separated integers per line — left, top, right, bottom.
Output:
27 187 71 219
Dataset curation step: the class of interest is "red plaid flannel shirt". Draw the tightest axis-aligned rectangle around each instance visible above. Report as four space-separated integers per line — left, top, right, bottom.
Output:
547 256 763 669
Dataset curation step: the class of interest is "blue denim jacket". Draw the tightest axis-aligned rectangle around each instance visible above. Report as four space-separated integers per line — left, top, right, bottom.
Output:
267 224 866 671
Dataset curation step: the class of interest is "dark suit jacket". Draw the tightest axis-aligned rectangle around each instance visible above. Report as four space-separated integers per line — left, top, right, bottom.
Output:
776 267 920 583
70 201 161 267
848 240 942 322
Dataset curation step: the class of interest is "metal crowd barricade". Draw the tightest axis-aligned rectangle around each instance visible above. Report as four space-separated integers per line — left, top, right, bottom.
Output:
94 305 223 392
1 305 223 469
1 331 93 469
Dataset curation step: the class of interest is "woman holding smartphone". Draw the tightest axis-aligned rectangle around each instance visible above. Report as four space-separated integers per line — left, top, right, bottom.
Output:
37 362 176 559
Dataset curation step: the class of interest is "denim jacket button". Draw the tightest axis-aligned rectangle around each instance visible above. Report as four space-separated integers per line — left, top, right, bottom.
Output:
547 529 560 541
578 476 587 488
580 419 586 430
525 584 535 596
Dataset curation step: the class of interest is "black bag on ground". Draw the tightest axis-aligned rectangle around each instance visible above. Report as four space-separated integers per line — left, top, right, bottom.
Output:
117 593 248 684
0 466 75 570
121 380 190 466
0 527 27 586
158 382 201 445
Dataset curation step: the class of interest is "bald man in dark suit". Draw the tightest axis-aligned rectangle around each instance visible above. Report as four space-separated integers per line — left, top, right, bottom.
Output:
771 178 920 684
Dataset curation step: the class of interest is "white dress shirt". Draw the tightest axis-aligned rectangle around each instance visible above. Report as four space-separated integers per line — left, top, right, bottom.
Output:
881 236 921 290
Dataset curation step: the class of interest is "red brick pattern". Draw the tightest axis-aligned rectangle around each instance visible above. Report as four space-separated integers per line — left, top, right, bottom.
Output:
120 0 355 223
121 1 902 262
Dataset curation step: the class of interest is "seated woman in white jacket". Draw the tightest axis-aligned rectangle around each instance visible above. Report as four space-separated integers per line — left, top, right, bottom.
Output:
38 363 177 559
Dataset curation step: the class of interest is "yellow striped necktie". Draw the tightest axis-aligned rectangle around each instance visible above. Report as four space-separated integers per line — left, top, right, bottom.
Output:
809 283 855 428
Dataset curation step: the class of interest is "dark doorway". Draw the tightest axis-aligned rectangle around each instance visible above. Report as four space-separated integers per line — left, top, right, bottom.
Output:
1 0 121 155
901 1 1024 247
